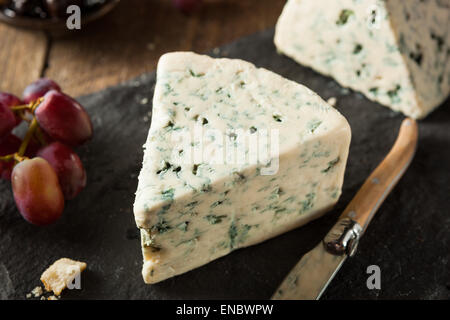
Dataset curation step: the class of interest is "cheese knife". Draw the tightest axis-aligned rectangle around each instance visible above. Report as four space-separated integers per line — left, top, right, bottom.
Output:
272 118 418 300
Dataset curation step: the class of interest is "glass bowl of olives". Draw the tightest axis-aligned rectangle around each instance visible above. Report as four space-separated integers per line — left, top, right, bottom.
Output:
0 0 120 34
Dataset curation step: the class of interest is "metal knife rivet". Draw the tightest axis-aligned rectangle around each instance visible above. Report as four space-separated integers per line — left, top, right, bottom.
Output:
324 218 362 256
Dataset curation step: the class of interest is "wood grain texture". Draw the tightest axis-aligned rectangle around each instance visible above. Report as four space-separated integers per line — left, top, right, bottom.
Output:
0 24 47 96
44 0 285 96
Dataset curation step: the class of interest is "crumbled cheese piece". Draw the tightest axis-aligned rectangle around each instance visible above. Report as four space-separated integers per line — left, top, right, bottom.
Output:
47 295 59 300
143 111 152 123
31 286 43 298
327 97 337 107
40 258 87 296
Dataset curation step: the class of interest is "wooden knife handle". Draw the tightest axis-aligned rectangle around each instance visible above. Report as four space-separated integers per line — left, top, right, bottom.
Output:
340 118 418 233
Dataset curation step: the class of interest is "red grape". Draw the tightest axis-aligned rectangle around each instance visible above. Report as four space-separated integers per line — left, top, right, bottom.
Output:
173 0 202 13
22 78 61 104
0 102 16 138
35 90 93 146
37 142 86 200
11 157 64 226
0 134 21 180
0 92 23 126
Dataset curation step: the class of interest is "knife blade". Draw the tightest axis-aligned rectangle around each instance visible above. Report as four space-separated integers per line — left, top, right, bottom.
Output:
272 118 418 300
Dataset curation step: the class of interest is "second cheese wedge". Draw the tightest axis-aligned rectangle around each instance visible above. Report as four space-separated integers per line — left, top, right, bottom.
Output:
134 52 351 284
275 0 450 119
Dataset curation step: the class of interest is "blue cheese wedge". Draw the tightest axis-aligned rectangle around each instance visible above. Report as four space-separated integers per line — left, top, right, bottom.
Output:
134 52 351 284
275 0 450 119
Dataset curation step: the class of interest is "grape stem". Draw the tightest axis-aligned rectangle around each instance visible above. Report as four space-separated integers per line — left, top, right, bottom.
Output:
10 97 44 114
31 98 44 112
0 154 13 162
18 118 39 157
0 118 37 163
14 153 28 163
0 153 28 163
0 97 44 164
34 127 48 146
10 105 31 111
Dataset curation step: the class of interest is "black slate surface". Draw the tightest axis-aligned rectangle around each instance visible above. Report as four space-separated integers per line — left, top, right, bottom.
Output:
1 29 449 300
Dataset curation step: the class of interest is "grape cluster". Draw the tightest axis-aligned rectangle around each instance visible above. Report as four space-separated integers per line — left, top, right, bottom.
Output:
0 79 93 225
0 0 111 19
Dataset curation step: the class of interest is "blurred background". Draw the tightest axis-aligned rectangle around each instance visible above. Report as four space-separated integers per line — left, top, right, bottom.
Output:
0 0 285 97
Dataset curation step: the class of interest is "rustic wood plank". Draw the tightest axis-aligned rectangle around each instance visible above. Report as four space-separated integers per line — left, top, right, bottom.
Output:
0 24 47 96
45 0 285 97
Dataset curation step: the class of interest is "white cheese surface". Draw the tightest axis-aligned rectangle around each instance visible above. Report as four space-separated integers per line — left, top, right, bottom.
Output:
275 0 449 119
134 52 351 284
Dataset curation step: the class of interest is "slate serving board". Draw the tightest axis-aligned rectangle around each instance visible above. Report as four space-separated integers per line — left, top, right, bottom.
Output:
1 29 449 300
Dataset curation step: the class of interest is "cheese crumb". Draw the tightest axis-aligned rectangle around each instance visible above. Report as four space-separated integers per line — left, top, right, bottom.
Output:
143 110 152 122
327 97 337 107
47 295 59 300
31 286 43 298
40 258 87 296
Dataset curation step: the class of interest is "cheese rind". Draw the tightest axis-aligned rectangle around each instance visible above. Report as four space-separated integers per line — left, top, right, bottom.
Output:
134 52 351 284
275 0 450 119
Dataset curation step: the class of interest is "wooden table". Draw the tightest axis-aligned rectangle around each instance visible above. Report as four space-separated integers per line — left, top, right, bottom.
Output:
0 0 284 98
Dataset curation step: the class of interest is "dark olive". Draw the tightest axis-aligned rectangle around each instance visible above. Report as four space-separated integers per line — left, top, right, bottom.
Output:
1 0 111 19
44 0 83 18
7 0 48 18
